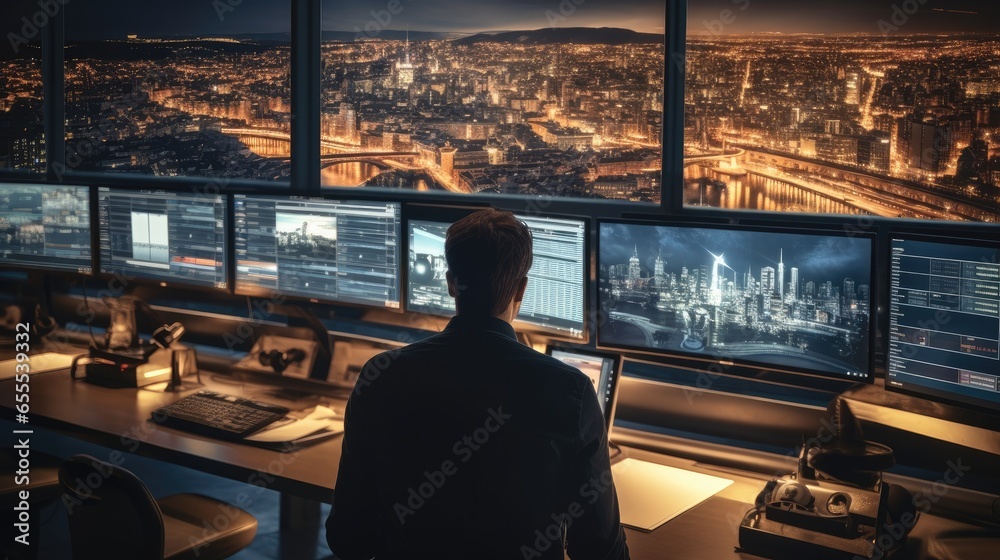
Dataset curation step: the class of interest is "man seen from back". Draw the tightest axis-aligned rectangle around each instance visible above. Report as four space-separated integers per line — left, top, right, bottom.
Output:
327 208 629 560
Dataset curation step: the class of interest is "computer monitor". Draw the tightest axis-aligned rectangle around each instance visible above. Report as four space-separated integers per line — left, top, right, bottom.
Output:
549 347 623 432
0 183 92 274
407 212 587 339
234 196 402 310
886 232 1000 413
97 188 228 290
597 220 875 383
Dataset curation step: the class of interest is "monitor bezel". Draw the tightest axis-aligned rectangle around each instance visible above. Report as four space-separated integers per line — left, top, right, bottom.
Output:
595 217 877 385
94 186 231 293
546 345 624 434
0 182 94 276
233 194 405 313
884 227 1000 416
404 203 591 342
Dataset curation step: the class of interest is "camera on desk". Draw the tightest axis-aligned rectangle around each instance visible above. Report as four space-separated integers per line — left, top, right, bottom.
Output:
739 438 917 560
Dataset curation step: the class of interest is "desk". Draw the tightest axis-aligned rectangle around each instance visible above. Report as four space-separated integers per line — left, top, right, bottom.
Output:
2 368 995 559
0 368 342 502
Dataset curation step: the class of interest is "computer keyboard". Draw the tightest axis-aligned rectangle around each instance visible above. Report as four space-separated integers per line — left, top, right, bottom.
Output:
152 390 290 440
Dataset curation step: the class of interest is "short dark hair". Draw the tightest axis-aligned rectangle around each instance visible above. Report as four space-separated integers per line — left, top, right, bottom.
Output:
445 209 533 316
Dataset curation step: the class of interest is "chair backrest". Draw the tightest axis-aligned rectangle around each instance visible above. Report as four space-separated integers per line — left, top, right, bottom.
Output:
58 454 165 560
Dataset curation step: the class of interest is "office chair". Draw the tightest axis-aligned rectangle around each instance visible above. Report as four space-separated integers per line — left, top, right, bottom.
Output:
59 454 258 560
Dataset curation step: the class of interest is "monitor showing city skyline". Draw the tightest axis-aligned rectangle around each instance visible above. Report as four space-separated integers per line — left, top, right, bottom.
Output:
598 220 874 380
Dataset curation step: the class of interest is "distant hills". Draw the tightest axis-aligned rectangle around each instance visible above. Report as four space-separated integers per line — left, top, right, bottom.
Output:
65 40 272 62
323 30 462 43
324 27 662 45
452 27 664 46
60 27 663 59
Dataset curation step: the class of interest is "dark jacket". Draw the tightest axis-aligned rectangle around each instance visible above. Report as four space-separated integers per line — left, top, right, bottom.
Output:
328 314 629 560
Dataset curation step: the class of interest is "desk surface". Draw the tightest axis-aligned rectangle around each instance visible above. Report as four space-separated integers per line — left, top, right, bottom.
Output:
1 368 991 560
1 368 343 501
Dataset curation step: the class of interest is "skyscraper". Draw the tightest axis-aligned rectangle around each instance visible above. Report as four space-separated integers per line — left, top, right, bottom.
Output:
908 119 953 174
439 142 457 181
628 245 641 283
397 32 415 88
789 267 799 301
843 278 856 300
653 248 666 294
777 249 785 301
761 266 776 293
845 72 860 105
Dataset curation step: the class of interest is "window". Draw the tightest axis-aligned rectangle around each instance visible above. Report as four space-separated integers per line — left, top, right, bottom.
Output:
685 0 1000 221
320 0 665 201
63 0 291 182
0 1 45 173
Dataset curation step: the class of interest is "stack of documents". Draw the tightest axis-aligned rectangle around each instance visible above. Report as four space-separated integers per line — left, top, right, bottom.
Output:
246 404 344 445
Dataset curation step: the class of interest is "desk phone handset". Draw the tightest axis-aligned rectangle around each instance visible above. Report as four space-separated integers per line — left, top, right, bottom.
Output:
236 334 318 379
258 348 307 375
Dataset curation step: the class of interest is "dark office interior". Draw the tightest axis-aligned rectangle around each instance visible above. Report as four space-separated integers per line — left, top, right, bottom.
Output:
1 0 999 558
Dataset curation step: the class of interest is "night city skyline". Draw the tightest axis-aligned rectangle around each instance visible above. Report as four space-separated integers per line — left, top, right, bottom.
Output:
600 223 872 286
599 222 873 378
2 1 998 220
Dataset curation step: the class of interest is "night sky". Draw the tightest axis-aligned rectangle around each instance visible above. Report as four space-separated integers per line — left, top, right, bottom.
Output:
62 0 293 40
687 0 1000 35
6 0 665 40
4 0 993 41
600 223 873 289
321 0 666 34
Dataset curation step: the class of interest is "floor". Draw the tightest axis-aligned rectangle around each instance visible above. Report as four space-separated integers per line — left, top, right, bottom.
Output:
23 428 336 560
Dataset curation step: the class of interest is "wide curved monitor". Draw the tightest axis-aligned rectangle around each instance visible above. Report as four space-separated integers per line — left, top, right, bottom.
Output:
234 196 401 309
0 183 92 274
407 210 587 339
97 188 227 290
597 220 874 383
887 231 1000 413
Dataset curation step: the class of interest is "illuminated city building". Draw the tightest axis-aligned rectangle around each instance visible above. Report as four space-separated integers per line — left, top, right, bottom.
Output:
628 246 641 286
760 266 775 294
777 250 784 303
789 267 799 301
907 119 954 175
396 33 415 89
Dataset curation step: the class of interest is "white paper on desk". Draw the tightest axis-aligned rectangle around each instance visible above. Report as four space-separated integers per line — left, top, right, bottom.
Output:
611 458 733 532
0 352 80 379
245 405 344 443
